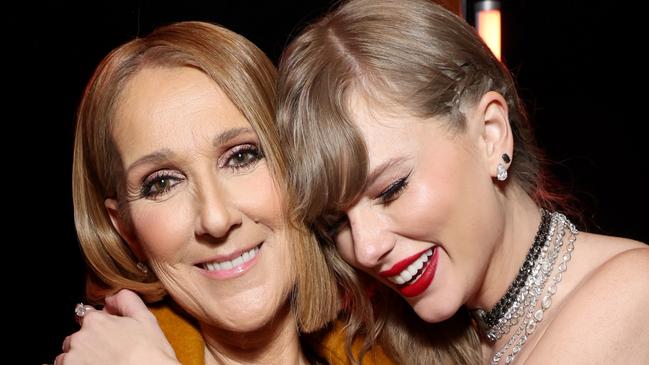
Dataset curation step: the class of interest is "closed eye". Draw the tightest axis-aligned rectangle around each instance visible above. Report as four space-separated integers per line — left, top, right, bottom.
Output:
376 172 411 204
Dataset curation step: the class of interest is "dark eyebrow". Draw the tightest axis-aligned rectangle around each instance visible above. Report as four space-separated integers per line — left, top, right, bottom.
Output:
212 127 255 147
366 156 409 187
126 149 175 175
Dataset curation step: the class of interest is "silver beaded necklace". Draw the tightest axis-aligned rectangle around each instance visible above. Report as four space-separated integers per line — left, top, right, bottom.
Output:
472 210 578 364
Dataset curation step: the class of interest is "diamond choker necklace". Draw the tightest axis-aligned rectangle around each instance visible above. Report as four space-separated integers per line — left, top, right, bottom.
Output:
472 210 578 364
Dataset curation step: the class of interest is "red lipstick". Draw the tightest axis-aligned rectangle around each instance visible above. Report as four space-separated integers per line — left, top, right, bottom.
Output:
378 246 439 298
399 246 438 297
379 247 433 277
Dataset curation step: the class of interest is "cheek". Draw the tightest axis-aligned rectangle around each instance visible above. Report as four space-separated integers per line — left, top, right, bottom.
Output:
130 198 193 260
393 171 455 239
231 165 283 227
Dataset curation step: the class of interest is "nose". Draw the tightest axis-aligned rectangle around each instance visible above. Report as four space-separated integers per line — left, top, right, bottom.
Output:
346 206 394 268
194 180 242 240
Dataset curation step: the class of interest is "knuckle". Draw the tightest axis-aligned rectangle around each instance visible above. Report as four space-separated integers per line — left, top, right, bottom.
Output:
79 309 102 326
68 330 87 347
61 335 70 352
115 288 131 300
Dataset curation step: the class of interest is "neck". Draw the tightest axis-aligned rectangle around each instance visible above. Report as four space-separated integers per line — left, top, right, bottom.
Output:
200 302 308 365
468 190 578 363
468 184 542 313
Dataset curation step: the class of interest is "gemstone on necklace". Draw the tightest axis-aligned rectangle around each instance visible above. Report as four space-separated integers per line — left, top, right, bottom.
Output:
477 211 578 364
542 295 552 309
526 320 536 334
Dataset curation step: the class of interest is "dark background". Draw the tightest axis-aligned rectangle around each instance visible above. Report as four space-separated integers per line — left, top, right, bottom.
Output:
10 1 646 363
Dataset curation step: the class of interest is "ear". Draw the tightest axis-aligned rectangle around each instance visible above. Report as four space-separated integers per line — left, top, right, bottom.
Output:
474 91 513 178
104 198 146 261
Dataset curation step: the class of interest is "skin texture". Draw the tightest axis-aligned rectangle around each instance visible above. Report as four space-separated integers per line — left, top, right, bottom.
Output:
335 90 515 323
61 66 306 365
57 290 177 365
107 66 292 333
334 90 649 363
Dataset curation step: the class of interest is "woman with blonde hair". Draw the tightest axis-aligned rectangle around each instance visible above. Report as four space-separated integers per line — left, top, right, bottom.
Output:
277 0 649 364
56 20 357 364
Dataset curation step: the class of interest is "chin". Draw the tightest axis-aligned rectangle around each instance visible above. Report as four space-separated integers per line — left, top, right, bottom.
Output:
411 294 461 323
219 310 276 332
207 286 292 332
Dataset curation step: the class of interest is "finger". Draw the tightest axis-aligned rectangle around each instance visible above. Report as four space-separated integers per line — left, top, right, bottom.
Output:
62 335 71 352
74 303 95 326
104 289 153 322
53 353 65 365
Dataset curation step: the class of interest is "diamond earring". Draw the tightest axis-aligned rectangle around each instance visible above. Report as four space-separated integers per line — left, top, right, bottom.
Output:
496 153 510 181
497 163 508 181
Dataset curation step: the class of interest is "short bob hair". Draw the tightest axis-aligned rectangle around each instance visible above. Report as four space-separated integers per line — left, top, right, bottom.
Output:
73 21 338 332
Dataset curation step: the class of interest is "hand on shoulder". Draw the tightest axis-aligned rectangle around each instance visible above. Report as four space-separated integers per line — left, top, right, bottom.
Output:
54 290 179 365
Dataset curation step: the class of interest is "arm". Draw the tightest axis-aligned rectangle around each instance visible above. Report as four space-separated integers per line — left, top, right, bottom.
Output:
54 289 180 365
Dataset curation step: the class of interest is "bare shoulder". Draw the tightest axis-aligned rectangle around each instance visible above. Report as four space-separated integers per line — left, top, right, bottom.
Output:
526 235 649 364
586 233 649 273
584 239 649 293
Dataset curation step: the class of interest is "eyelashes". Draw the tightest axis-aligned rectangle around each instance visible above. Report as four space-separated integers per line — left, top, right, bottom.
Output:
137 143 263 200
219 144 264 170
140 170 185 199
320 171 412 243
376 172 411 204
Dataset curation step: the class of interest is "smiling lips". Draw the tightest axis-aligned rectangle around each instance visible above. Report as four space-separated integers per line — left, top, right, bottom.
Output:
379 246 439 297
198 243 262 279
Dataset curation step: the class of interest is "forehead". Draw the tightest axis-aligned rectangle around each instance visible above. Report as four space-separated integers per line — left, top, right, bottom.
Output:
345 89 467 175
112 66 250 164
346 90 425 166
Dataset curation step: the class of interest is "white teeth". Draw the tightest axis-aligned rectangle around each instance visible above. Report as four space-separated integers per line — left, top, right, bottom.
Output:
401 270 413 282
202 246 259 272
387 248 434 285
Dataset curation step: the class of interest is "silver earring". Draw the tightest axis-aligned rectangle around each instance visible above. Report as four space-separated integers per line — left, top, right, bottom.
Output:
497 163 508 181
136 262 149 274
497 153 510 181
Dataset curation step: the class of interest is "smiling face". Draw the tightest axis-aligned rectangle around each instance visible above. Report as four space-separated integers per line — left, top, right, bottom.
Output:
106 66 293 332
334 91 507 322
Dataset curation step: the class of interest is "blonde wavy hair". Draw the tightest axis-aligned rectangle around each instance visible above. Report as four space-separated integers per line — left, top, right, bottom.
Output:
275 0 558 363
72 21 338 332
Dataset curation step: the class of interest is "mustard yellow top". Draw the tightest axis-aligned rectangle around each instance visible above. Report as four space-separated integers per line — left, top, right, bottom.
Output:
150 304 394 365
